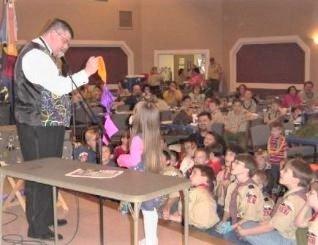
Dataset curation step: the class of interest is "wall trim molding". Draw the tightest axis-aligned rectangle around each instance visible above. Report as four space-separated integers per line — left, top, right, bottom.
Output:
229 35 310 92
153 49 210 79
18 39 134 76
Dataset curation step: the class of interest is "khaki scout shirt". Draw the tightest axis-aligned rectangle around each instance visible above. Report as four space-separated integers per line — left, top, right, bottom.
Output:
270 187 306 240
236 182 264 222
188 187 219 229
211 110 225 125
263 195 275 221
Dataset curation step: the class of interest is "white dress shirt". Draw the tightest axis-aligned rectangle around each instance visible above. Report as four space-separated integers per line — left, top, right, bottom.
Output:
21 38 89 96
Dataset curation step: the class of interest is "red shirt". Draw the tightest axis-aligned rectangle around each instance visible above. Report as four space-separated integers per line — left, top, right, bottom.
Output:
114 145 128 161
208 159 222 175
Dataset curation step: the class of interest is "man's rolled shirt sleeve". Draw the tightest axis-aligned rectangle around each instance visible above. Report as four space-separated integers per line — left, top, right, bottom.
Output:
22 49 89 96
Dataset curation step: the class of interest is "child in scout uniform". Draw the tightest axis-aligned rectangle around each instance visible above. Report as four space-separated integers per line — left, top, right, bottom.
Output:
221 154 264 243
295 181 318 245
252 170 275 221
169 165 219 230
215 144 244 219
237 158 313 245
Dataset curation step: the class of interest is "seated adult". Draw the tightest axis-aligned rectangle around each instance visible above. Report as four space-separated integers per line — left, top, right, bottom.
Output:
189 111 212 148
208 98 225 125
82 84 100 103
242 90 257 113
201 96 213 113
173 96 193 125
299 81 318 105
203 131 226 155
151 94 170 111
264 99 285 125
142 84 152 101
114 83 143 110
147 66 163 97
224 99 252 151
235 84 247 101
116 82 131 99
142 85 169 111
281 85 302 108
163 81 183 107
189 85 205 108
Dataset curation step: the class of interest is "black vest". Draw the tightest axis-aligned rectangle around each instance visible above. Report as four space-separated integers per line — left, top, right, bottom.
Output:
14 41 70 126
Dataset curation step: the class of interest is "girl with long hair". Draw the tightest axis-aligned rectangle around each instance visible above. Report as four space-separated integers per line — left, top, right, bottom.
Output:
118 100 163 245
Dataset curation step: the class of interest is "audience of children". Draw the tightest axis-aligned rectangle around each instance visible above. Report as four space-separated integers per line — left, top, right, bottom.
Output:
237 158 313 245
73 78 318 245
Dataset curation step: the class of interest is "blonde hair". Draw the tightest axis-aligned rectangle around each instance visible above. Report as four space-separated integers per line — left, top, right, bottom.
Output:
84 128 98 143
131 101 162 173
255 149 268 158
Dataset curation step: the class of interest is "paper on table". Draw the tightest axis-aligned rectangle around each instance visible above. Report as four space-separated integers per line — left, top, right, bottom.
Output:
65 168 123 179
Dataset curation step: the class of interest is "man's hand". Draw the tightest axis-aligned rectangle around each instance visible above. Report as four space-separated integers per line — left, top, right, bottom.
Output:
85 56 99 77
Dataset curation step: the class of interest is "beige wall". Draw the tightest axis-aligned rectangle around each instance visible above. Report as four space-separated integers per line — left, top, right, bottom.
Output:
12 0 143 72
222 0 318 92
11 0 223 76
140 0 223 73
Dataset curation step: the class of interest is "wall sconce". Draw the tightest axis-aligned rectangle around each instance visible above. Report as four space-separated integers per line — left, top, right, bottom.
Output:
312 34 318 45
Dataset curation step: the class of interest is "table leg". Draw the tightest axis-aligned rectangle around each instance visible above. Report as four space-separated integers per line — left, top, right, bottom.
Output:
53 186 58 245
0 172 5 242
183 188 189 245
132 202 141 245
4 178 25 211
99 197 104 245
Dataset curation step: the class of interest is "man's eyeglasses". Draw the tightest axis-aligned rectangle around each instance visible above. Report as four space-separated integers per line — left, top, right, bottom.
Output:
55 31 71 46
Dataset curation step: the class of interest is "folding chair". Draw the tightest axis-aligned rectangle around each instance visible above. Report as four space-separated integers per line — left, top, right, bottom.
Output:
249 124 270 151
160 110 173 123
